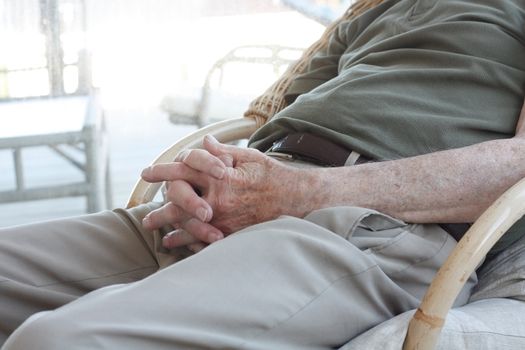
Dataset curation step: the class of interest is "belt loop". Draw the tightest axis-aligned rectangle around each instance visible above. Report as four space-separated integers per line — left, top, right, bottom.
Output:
344 151 361 166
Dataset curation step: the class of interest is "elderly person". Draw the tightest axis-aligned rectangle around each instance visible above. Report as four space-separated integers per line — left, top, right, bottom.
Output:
2 0 525 349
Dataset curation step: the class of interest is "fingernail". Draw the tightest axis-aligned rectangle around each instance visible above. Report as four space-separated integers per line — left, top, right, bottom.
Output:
140 167 150 177
162 235 172 248
208 232 223 242
196 207 209 222
142 216 151 227
205 134 218 144
211 166 225 179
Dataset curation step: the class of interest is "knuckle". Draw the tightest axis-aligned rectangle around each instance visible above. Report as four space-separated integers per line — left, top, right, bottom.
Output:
185 219 207 237
166 203 180 219
158 208 172 223
165 185 178 201
181 195 198 210
147 211 161 226
186 149 211 165
219 154 234 167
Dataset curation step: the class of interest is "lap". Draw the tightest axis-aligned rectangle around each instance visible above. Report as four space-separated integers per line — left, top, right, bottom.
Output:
0 203 167 343
3 206 472 350
0 203 163 290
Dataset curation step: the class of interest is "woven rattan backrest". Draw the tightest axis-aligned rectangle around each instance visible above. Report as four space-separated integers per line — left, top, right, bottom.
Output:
243 0 386 128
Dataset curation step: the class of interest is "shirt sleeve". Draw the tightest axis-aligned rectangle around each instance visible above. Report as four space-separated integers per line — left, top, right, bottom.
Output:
284 0 395 105
284 21 352 104
285 15 363 104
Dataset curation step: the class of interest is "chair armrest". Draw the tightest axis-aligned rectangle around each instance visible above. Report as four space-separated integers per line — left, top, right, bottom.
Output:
403 177 525 350
126 117 257 208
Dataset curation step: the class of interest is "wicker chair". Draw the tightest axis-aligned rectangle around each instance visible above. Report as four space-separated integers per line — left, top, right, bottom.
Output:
127 1 525 348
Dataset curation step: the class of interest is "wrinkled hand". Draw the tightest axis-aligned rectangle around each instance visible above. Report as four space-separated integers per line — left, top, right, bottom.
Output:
141 135 313 251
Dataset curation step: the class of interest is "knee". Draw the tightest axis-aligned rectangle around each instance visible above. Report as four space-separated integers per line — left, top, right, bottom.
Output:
3 311 82 350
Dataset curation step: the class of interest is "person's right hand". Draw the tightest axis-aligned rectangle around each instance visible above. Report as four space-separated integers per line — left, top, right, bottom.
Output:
140 138 230 252
141 135 315 252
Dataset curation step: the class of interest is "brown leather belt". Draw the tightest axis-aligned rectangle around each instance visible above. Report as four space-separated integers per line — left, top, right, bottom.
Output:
266 133 370 167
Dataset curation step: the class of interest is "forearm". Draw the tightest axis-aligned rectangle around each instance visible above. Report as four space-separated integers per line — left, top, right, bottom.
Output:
299 136 525 223
141 123 525 244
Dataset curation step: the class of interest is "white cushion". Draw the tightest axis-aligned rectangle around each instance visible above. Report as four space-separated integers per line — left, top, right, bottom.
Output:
340 298 525 349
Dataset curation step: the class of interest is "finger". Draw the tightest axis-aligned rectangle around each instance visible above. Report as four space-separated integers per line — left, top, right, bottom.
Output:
176 149 226 179
141 162 208 185
165 180 212 222
142 202 186 230
203 135 262 164
187 242 208 253
217 153 234 167
162 229 201 249
181 218 224 244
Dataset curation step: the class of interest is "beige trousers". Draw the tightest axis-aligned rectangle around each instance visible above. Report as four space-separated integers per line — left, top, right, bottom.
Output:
0 203 476 350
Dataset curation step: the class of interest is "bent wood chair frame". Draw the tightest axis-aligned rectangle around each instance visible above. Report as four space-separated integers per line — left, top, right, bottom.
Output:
127 1 525 348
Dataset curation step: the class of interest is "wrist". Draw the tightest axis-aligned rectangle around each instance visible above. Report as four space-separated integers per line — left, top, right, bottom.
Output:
281 165 326 218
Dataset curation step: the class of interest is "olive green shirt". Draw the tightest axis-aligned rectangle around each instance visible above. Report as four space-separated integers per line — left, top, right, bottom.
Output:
249 0 525 257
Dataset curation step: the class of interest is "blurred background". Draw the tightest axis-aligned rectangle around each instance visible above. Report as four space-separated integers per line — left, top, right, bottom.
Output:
0 0 352 226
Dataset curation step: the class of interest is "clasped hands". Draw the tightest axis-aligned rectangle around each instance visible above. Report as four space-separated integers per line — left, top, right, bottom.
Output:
141 135 311 252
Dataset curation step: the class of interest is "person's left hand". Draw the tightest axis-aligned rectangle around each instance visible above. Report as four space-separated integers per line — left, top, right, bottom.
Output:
141 135 315 251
